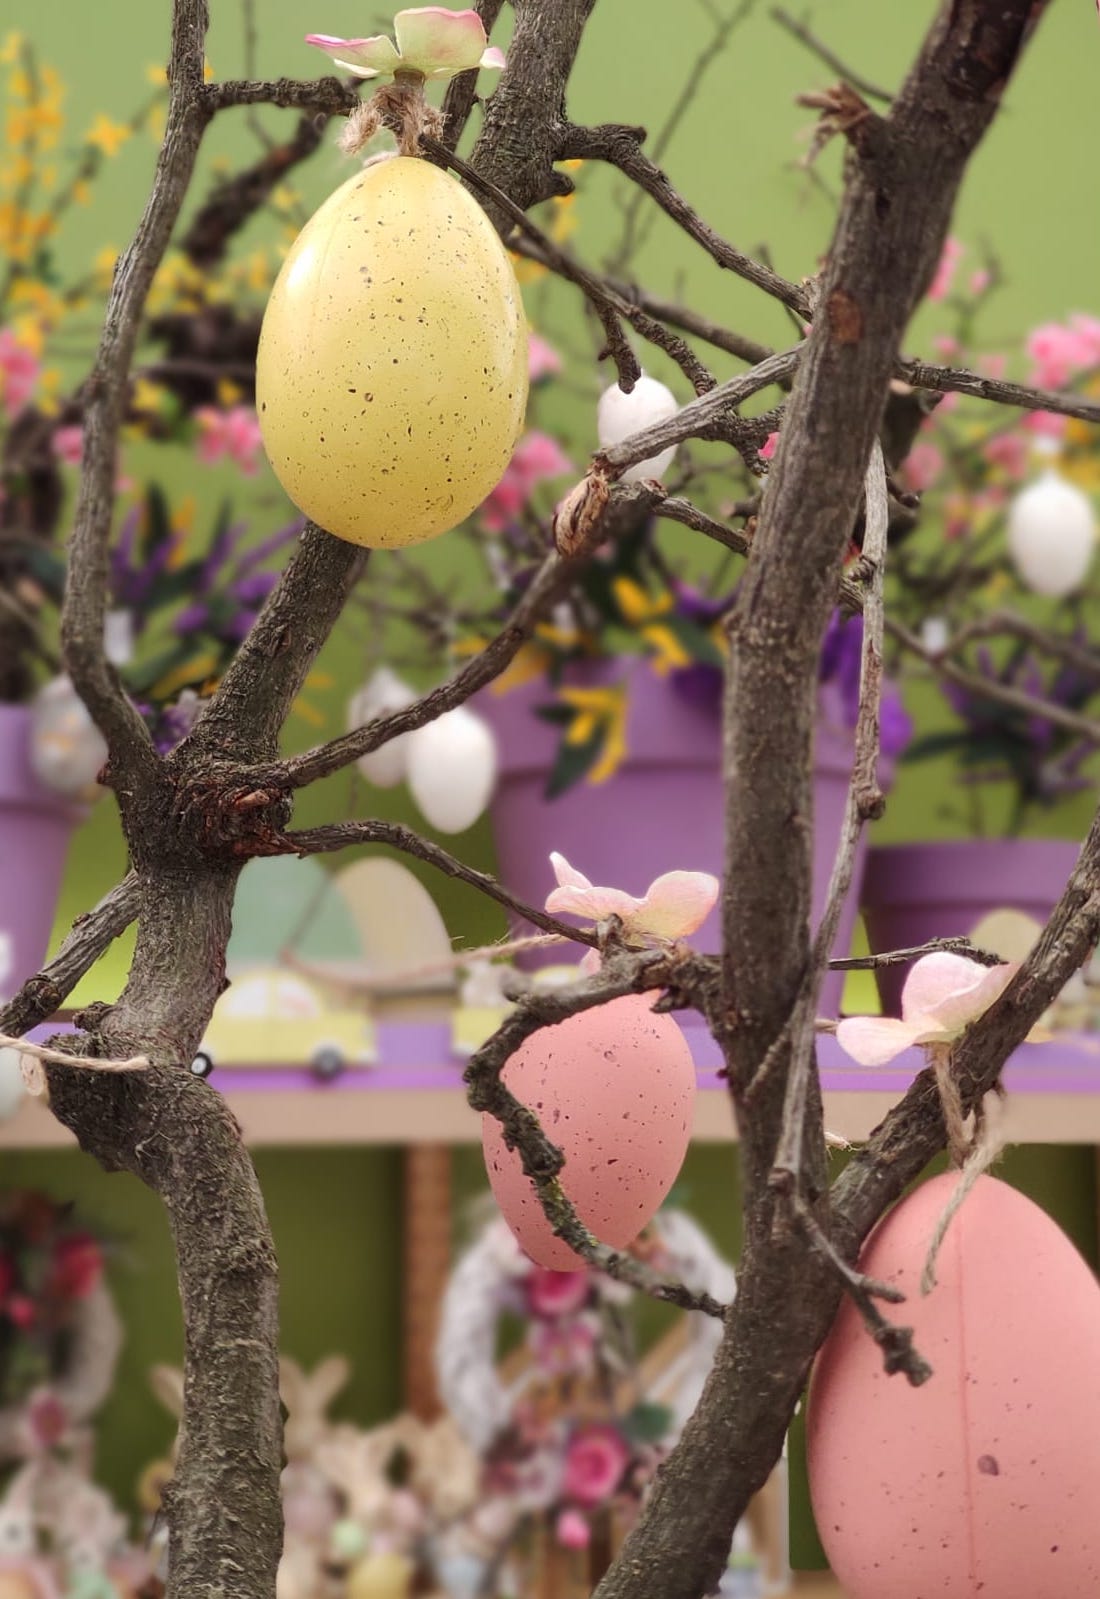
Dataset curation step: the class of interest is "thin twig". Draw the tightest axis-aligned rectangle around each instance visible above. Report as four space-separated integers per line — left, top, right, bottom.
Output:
889 617 1100 745
791 1196 932 1384
771 7 893 104
829 936 1004 971
282 821 600 950
898 357 1100 425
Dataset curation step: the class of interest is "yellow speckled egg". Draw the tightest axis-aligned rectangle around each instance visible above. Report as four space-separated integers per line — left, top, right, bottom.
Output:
256 155 528 548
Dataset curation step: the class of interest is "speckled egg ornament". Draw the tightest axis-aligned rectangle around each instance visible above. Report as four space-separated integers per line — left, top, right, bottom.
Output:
481 994 696 1269
256 156 528 548
807 1174 1100 1598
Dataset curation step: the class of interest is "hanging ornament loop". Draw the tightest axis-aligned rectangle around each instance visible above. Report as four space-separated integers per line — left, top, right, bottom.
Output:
338 71 444 159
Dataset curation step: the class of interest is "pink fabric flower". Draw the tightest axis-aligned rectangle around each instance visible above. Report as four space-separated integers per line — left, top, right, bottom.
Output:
307 9 505 81
1025 316 1100 390
51 425 84 466
479 431 572 531
528 333 562 383
562 1424 630 1507
545 852 718 942
525 1267 590 1318
195 405 263 474
835 952 1018 1067
927 237 964 303
901 440 944 493
1021 409 1068 441
556 1508 592 1550
0 328 40 418
981 431 1028 479
49 1233 103 1299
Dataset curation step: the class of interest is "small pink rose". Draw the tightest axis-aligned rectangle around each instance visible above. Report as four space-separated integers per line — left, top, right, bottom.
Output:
562 1424 630 1507
525 1267 590 1318
555 1508 591 1550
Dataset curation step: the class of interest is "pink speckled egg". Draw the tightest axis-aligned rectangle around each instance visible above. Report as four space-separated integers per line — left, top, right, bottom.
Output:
808 1174 1100 1598
481 995 696 1269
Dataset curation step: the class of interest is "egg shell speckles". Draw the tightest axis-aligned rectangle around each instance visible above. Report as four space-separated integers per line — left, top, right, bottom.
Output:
808 1173 1100 1599
481 994 696 1270
256 157 528 549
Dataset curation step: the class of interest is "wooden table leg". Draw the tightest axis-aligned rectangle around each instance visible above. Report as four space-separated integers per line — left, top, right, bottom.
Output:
402 1143 453 1420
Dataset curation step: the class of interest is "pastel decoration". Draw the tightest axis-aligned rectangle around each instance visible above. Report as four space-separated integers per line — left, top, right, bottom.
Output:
835 951 1018 1068
405 706 497 834
347 667 417 789
227 856 361 974
256 158 527 549
328 857 454 993
596 373 679 483
808 1174 1100 1598
28 676 107 799
345 1552 414 1599
1006 467 1096 598
481 994 696 1269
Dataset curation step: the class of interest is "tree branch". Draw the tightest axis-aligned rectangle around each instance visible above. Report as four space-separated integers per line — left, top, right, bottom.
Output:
0 873 140 1037
282 821 599 950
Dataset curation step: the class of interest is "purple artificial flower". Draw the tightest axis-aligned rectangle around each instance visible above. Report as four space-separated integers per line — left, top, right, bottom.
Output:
820 610 912 756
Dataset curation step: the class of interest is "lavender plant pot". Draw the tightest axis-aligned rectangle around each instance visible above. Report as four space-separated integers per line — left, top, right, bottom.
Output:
861 838 1082 1015
479 662 875 1016
0 704 81 1001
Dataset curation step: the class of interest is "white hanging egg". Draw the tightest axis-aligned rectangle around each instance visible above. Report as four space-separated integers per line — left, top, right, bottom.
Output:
597 373 679 483
29 675 108 799
347 667 417 789
1006 468 1097 598
0 1047 26 1120
406 706 497 834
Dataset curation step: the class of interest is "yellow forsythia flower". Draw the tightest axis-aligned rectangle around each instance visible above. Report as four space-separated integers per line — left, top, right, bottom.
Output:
85 114 131 157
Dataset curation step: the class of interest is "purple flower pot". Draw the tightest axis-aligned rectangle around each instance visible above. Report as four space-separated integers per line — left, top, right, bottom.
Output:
0 704 81 1001
861 838 1082 1015
479 662 874 1016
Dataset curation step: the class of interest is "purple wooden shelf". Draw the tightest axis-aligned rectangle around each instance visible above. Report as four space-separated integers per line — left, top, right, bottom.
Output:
29 1018 1100 1097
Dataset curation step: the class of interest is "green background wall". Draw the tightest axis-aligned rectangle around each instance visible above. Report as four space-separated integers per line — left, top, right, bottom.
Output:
6 0 1100 1567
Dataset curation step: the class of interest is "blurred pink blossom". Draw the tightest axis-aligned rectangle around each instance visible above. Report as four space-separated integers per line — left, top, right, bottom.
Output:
969 268 991 295
902 440 944 493
1025 315 1100 389
479 431 572 531
982 431 1028 478
927 237 964 303
195 405 264 474
0 328 40 418
525 1267 590 1318
528 333 562 382
1022 409 1068 440
932 334 960 359
760 431 779 461
529 1318 597 1376
978 353 1007 380
562 1425 630 1507
556 1509 592 1550
52 425 84 465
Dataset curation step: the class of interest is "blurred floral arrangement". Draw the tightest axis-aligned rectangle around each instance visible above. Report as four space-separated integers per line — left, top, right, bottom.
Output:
0 31 320 791
882 240 1100 832
0 1192 106 1414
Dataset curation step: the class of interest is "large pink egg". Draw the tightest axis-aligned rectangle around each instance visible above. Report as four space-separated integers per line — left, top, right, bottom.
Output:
481 995 696 1269
808 1174 1100 1598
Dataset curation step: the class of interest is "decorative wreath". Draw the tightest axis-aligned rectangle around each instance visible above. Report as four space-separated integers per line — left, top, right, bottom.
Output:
434 1207 736 1456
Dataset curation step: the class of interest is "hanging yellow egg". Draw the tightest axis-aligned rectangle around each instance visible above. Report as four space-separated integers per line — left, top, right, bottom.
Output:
256 156 528 549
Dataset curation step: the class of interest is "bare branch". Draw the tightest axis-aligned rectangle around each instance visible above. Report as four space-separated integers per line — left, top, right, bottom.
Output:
559 122 813 318
282 820 599 950
772 7 894 105
889 616 1100 745
202 76 360 117
0 873 141 1037
60 4 218 784
898 356 1100 424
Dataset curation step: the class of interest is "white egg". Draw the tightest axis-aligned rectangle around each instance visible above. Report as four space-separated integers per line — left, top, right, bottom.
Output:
597 373 679 484
1006 468 1097 598
346 667 418 789
29 675 108 798
920 616 950 654
0 1048 25 1119
406 706 498 834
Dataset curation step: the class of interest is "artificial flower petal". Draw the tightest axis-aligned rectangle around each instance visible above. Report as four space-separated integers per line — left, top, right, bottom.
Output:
545 882 646 925
305 32 401 78
834 1016 929 1068
394 7 494 73
900 951 1017 1032
549 852 593 892
631 870 718 940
